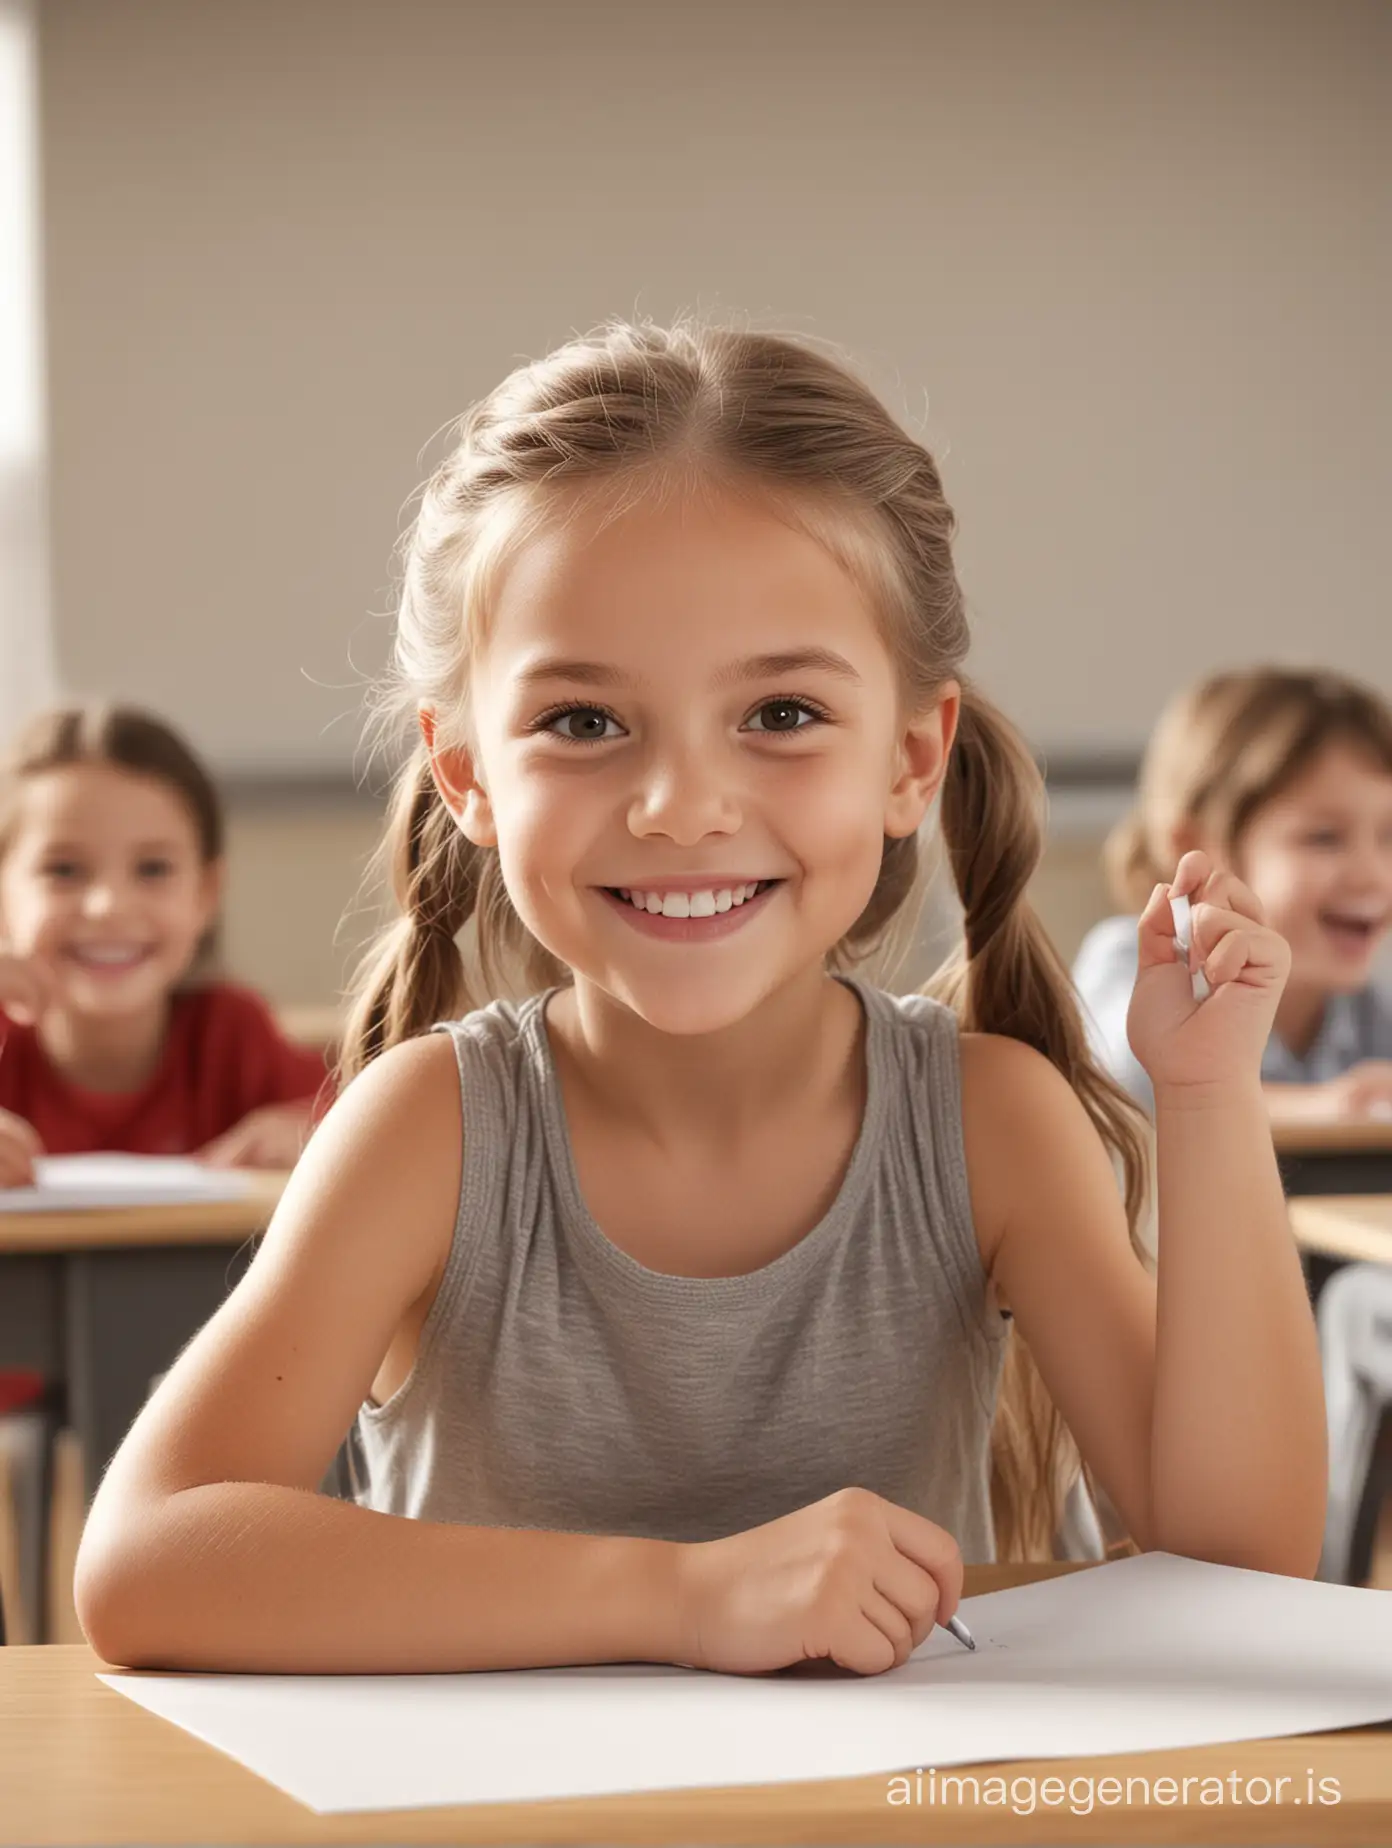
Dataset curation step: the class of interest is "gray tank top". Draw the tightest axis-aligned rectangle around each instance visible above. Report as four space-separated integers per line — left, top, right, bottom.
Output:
335 974 1009 1560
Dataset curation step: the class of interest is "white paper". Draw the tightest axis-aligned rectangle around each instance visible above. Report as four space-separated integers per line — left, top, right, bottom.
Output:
98 1552 1392 1815
0 1153 255 1211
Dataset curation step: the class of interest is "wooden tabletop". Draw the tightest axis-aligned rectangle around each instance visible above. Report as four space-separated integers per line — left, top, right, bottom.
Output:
4 1562 1391 1845
1273 1118 1392 1156
1288 1194 1392 1268
0 1171 287 1253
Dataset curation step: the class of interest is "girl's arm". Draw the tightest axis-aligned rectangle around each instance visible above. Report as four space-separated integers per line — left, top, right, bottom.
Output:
75 1034 683 1673
967 853 1325 1577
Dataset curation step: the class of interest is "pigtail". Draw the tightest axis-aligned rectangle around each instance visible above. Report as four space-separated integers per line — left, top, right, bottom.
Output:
338 748 487 1082
925 683 1150 1559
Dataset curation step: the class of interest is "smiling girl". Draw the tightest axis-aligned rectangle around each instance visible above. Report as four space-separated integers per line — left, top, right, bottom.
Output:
75 323 1324 1677
1075 670 1392 1123
0 704 329 1183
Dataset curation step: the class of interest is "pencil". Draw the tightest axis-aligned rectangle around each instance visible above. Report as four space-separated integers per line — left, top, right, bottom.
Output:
944 1613 976 1651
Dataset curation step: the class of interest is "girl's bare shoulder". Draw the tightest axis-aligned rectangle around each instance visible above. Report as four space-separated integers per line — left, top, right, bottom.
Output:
279 1031 464 1281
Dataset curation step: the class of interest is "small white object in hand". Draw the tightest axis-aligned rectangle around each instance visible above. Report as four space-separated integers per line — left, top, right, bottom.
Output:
1169 892 1210 1002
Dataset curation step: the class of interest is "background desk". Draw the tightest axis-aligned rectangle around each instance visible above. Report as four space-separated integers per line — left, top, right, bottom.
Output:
0 1176 285 1505
1289 1196 1392 1270
5 1561 1392 1846
1275 1120 1392 1199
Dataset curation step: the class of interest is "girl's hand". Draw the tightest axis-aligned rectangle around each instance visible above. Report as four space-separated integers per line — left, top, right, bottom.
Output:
198 1102 314 1171
0 1109 43 1188
1127 849 1291 1095
0 948 55 1027
672 1487 962 1677
1328 1060 1392 1122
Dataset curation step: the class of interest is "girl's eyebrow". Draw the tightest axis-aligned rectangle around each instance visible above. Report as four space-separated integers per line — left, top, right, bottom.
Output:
514 647 863 691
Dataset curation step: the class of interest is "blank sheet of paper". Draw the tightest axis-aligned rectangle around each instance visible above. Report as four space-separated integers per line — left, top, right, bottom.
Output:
0 1153 255 1212
99 1552 1392 1815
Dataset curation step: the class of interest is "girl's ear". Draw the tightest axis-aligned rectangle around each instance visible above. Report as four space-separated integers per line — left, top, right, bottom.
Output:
419 708 497 848
884 681 961 839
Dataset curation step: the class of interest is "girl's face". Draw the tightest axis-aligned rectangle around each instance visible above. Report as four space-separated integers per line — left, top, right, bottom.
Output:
1229 742 1392 993
0 762 221 1023
438 485 953 1037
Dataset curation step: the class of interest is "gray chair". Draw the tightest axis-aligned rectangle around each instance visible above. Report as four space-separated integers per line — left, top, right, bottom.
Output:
1318 1262 1392 1583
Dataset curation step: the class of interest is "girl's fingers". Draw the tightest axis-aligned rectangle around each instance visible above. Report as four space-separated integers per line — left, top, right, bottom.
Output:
872 1554 942 1652
858 1589 915 1670
1136 881 1183 972
1198 919 1289 989
1168 849 1213 900
1192 869 1265 927
883 1504 964 1620
1165 853 1266 926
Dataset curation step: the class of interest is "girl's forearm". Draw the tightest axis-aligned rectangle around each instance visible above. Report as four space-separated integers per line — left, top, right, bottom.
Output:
1149 1081 1326 1577
76 1482 685 1673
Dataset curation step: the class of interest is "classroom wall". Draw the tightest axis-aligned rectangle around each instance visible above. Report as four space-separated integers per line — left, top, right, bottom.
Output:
38 0 1392 781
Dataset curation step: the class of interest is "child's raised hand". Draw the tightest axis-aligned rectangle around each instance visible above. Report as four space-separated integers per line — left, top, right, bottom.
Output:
672 1486 962 1676
1127 849 1291 1095
0 948 55 1028
198 1101 314 1171
0 1108 43 1189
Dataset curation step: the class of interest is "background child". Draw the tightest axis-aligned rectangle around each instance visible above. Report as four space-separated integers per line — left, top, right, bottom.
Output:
1074 669 1392 1120
0 704 329 1185
74 323 1323 1677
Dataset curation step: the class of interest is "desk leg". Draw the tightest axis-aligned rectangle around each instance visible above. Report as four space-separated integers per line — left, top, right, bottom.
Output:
65 1243 254 1504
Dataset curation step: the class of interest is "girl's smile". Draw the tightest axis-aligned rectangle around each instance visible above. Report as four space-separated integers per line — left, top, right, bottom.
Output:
61 940 160 977
599 877 783 940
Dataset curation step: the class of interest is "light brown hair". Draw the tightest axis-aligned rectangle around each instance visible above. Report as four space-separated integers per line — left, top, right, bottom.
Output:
1107 668 1392 911
345 319 1150 1559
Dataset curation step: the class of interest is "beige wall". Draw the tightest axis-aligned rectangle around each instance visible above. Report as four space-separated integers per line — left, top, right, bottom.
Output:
39 0 1391 780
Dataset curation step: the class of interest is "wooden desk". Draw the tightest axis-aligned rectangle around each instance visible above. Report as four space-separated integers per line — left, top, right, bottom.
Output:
1274 1119 1392 1198
1289 1195 1392 1269
4 1563 1389 1846
0 1177 286 1503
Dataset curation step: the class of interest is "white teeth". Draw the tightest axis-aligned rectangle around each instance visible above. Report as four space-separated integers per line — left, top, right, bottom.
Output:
619 881 769 914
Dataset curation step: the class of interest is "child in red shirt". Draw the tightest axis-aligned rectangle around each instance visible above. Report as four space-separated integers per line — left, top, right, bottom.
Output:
0 704 329 1186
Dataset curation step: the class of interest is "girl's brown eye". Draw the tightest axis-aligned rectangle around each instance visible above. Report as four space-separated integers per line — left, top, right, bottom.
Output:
745 698 824 733
557 710 612 741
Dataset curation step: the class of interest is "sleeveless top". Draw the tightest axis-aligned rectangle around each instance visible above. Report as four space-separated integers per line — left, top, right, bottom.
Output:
334 974 1010 1560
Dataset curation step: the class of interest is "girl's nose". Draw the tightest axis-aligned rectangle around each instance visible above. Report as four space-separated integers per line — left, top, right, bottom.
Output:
82 882 118 919
626 751 742 845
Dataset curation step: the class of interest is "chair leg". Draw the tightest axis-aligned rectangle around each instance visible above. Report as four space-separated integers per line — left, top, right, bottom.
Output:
1348 1408 1392 1587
